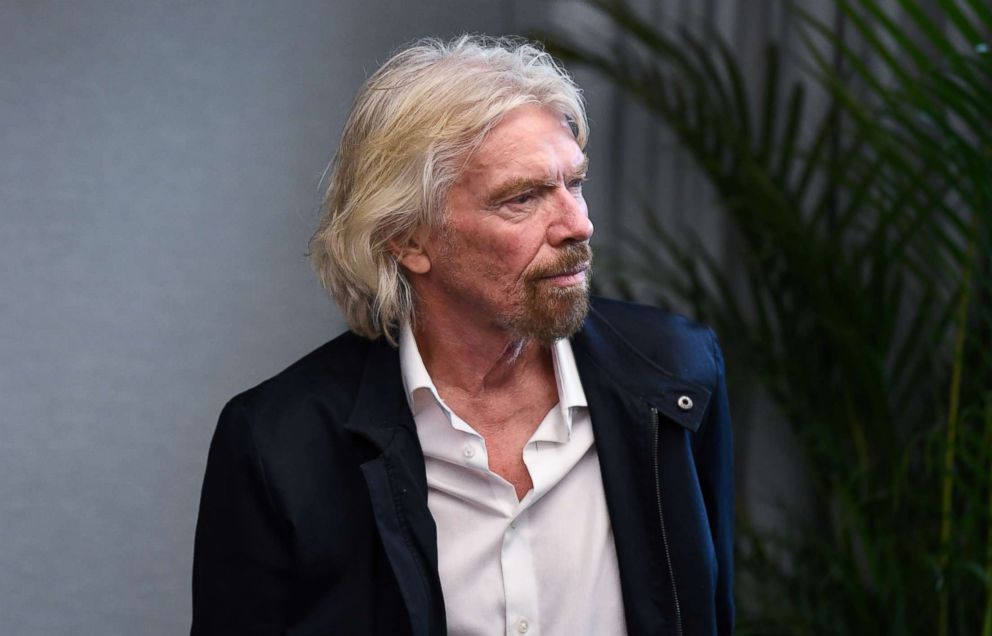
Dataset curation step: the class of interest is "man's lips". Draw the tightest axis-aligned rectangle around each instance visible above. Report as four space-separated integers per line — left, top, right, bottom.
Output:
539 262 590 284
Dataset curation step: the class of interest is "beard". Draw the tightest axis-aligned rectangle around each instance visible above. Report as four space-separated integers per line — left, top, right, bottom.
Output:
510 242 592 345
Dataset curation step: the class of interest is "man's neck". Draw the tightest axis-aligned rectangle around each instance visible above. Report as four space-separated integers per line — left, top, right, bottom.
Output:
411 318 552 400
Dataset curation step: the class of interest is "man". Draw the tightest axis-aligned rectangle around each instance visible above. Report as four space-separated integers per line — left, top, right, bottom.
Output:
192 35 733 636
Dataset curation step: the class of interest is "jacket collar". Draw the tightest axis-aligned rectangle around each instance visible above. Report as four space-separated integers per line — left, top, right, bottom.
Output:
343 335 443 636
343 336 417 450
572 305 712 430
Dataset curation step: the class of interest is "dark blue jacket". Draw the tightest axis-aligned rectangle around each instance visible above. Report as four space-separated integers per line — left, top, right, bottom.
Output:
191 298 734 635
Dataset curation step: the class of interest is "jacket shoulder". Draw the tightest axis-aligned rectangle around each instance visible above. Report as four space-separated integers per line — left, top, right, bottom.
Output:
590 296 712 338
222 330 374 440
205 330 387 520
588 296 719 381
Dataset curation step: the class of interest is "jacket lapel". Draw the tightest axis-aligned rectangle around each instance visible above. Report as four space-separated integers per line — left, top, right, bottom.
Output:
572 307 711 636
343 338 445 636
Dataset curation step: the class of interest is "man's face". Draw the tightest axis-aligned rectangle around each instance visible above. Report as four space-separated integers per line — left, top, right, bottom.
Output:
412 104 594 344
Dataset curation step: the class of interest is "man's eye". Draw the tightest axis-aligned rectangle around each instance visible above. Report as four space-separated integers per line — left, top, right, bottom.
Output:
568 177 587 192
507 192 535 205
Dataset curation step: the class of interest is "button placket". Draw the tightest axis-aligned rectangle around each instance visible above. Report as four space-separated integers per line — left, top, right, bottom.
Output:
502 509 538 636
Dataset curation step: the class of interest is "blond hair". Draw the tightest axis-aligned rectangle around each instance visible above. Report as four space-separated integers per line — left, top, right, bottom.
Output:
308 35 588 343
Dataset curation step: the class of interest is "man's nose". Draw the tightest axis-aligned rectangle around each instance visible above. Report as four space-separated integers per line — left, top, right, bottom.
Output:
548 187 594 246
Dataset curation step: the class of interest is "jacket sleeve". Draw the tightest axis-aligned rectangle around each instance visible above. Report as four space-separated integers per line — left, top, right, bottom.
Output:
697 328 735 634
191 398 293 635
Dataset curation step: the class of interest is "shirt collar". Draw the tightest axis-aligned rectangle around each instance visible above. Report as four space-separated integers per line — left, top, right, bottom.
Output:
398 320 448 417
551 335 588 413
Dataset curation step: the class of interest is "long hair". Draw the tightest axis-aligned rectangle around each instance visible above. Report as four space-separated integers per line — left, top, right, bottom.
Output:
308 35 588 343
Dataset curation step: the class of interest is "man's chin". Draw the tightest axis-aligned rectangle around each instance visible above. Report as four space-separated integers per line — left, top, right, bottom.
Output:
516 283 590 345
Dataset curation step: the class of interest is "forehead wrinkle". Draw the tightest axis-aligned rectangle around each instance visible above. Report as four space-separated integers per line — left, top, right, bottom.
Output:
482 153 589 206
492 150 588 187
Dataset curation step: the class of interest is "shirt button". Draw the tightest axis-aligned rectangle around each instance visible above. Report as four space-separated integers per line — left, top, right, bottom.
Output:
463 445 475 459
517 618 529 633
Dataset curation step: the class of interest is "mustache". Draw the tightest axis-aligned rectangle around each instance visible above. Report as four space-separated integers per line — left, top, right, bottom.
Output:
526 242 593 280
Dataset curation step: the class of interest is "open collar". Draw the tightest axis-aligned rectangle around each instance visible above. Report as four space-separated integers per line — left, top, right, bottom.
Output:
397 320 589 443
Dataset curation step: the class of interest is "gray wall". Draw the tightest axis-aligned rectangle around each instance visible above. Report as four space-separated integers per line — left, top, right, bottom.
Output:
0 2 522 633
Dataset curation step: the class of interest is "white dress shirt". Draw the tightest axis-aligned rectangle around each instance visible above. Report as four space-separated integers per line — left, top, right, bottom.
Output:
399 323 628 636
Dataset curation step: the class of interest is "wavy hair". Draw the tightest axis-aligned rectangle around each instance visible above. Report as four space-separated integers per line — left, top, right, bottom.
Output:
307 35 588 343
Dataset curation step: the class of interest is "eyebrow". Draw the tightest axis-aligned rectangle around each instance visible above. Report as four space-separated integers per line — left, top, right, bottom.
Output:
484 156 589 207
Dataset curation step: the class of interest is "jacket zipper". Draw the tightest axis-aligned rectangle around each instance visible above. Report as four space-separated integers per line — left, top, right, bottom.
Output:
651 407 683 636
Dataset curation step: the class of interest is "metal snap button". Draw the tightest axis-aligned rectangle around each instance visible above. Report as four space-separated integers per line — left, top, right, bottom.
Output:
677 395 693 411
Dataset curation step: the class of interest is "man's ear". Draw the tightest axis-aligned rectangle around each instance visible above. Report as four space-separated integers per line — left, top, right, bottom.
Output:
391 234 432 275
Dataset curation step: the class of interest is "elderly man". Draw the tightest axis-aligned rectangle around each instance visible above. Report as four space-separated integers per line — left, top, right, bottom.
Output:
192 35 733 636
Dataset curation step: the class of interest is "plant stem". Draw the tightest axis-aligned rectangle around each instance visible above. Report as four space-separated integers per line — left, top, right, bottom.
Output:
983 400 992 636
938 216 977 636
